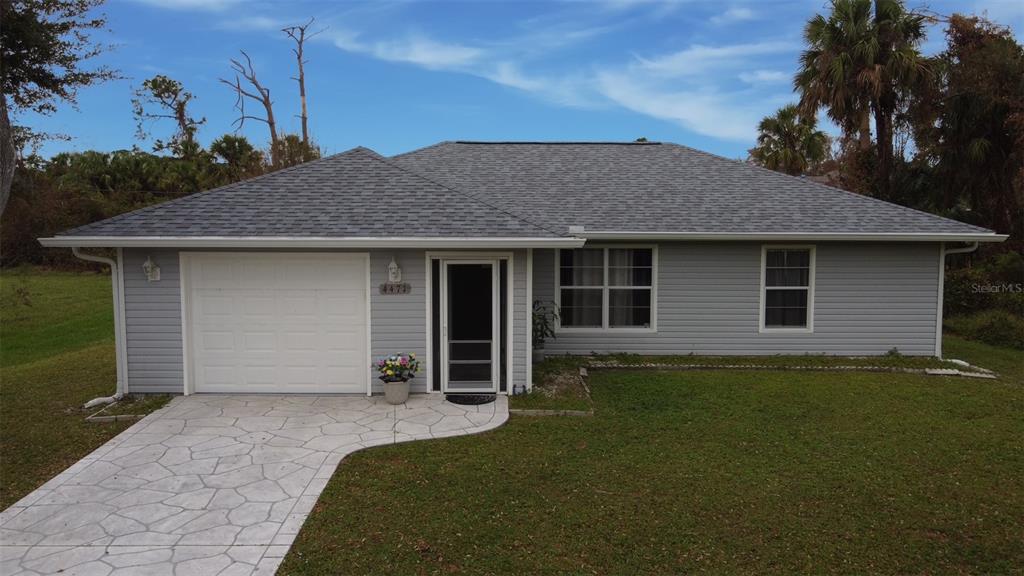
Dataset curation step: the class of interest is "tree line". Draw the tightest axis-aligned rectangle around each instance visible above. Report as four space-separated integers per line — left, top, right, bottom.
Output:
0 0 323 266
748 1 1022 253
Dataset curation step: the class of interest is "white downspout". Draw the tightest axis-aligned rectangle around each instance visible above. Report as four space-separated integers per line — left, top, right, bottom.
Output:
72 247 127 407
935 242 979 358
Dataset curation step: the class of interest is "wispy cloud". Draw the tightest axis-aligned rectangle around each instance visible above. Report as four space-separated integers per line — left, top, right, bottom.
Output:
596 71 766 141
739 69 790 84
131 0 243 12
710 7 757 25
331 31 483 70
199 1 803 144
635 41 798 77
216 16 287 31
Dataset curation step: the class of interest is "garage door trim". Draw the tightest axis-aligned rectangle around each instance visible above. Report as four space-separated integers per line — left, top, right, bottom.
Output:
179 252 372 396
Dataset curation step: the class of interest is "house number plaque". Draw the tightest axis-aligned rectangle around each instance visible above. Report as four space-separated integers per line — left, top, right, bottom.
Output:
379 282 412 295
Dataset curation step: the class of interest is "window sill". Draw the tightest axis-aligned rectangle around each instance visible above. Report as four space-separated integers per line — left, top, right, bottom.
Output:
759 327 814 334
555 327 657 335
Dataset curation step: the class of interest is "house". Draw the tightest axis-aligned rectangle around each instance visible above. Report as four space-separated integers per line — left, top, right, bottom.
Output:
40 141 1006 397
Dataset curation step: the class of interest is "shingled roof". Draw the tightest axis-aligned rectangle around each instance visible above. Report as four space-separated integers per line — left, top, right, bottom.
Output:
56 147 560 239
392 141 996 237
46 141 1002 247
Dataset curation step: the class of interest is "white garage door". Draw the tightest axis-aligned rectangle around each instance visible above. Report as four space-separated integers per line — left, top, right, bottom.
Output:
184 253 369 394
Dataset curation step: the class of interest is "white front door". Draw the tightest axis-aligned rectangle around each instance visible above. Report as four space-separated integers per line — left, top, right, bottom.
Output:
441 260 499 393
184 252 369 394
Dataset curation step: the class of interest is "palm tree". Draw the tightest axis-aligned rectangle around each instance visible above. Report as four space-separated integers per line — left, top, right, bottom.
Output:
795 0 928 198
795 0 875 151
749 104 829 176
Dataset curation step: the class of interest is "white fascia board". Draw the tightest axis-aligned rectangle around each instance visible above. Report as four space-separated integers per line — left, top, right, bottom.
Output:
39 236 587 249
578 231 1008 243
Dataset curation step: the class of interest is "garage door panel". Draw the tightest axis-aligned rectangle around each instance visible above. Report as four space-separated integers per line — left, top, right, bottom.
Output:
198 331 235 351
196 293 233 317
187 253 368 394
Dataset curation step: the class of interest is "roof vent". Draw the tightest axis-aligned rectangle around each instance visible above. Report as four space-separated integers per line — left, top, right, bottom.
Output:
568 225 585 234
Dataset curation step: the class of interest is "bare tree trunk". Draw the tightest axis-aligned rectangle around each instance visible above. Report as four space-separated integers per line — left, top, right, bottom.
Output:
220 51 279 166
283 18 322 146
858 111 872 151
0 94 15 217
874 105 893 200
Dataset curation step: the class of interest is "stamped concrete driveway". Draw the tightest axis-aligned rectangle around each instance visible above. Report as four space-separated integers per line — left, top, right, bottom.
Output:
0 394 508 575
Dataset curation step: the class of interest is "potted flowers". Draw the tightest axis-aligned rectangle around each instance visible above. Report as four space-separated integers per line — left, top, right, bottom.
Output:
375 353 419 404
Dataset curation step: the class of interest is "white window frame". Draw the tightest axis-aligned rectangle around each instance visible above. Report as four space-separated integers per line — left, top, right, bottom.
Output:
759 244 816 333
554 245 658 333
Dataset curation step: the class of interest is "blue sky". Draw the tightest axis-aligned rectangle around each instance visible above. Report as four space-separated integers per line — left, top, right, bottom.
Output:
22 0 1024 160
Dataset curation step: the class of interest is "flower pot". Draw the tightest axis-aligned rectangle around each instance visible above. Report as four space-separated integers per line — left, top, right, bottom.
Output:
383 379 410 404
533 346 545 363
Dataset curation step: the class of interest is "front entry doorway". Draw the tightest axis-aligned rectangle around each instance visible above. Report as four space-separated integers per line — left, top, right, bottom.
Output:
441 260 499 393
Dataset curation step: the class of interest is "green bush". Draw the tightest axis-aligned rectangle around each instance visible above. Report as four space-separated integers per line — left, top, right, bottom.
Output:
944 252 1024 317
945 310 1024 350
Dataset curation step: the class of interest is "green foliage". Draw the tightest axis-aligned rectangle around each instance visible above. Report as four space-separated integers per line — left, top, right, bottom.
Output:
271 133 321 169
0 137 278 267
0 0 117 116
748 104 829 175
943 252 1024 317
910 14 1024 245
210 133 263 180
532 300 558 348
796 0 929 199
945 310 1024 350
132 75 206 157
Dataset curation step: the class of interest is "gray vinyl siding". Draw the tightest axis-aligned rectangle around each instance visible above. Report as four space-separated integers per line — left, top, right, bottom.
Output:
534 242 941 356
122 248 529 394
512 249 528 389
369 250 427 394
123 248 184 393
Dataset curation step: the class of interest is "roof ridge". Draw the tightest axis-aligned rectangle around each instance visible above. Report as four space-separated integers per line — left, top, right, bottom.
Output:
452 141 662 145
661 143 994 234
57 147 374 236
388 140 453 160
365 148 567 238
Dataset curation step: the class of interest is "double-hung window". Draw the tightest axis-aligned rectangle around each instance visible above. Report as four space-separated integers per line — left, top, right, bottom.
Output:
558 247 655 330
761 246 815 331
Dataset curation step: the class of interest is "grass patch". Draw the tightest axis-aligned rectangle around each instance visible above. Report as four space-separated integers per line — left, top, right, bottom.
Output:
0 345 165 508
944 334 1023 382
1 268 114 367
587 351 957 370
284 339 1022 575
0 267 169 509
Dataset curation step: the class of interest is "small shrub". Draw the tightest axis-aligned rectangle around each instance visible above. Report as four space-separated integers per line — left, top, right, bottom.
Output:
945 310 1024 350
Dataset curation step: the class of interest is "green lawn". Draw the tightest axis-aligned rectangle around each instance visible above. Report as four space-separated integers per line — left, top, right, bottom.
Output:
0 268 169 509
284 338 1023 575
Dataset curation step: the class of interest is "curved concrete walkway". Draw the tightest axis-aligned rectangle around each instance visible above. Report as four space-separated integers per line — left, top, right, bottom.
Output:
0 394 508 575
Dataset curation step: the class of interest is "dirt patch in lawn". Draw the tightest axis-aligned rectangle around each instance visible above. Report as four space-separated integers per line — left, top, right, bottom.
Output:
511 365 593 413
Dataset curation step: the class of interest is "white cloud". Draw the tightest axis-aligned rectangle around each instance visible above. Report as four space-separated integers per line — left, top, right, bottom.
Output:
131 0 242 11
217 16 286 31
332 32 482 70
596 71 764 141
711 7 757 25
635 41 798 77
738 69 789 84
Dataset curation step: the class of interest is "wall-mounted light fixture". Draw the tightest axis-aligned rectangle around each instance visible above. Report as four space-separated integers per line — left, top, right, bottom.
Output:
142 256 161 282
387 257 402 283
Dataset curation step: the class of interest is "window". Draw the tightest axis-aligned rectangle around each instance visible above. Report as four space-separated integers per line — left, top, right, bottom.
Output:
761 247 814 330
558 247 655 329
